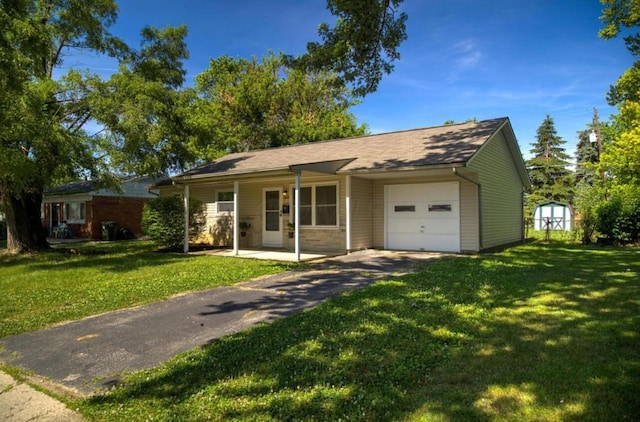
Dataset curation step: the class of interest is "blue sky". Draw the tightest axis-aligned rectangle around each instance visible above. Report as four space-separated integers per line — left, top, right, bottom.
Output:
64 0 632 161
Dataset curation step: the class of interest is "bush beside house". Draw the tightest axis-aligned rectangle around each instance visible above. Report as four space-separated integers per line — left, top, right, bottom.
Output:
142 196 206 250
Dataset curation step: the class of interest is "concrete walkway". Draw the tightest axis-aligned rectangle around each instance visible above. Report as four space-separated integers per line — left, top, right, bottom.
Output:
0 250 445 420
0 371 82 422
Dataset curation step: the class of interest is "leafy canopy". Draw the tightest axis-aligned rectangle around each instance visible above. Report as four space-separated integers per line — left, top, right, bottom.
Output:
291 0 407 97
192 53 367 155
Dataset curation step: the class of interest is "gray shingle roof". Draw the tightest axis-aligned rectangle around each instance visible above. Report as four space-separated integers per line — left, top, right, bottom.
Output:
177 117 509 179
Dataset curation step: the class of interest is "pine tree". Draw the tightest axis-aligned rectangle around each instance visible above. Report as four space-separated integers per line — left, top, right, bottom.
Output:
525 115 574 213
575 129 599 185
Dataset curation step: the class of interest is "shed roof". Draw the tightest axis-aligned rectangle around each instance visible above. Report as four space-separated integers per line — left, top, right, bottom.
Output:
176 117 514 181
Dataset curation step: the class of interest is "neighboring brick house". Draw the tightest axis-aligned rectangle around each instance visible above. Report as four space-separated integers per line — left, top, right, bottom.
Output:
157 117 530 259
42 177 159 239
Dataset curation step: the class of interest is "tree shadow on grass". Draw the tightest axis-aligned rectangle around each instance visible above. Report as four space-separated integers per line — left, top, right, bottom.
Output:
83 242 640 421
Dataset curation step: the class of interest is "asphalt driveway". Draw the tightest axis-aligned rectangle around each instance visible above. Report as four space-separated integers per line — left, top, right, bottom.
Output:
0 250 445 396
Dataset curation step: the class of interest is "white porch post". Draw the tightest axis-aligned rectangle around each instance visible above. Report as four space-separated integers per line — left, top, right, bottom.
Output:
233 180 239 256
183 184 190 253
294 171 301 262
345 175 351 252
48 203 53 237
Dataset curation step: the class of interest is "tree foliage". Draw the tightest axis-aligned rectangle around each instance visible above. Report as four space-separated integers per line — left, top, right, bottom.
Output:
0 0 129 253
595 184 640 243
192 53 367 155
574 129 599 185
599 101 640 184
141 196 205 250
525 115 574 212
91 25 197 175
572 0 640 244
600 0 640 105
290 0 407 97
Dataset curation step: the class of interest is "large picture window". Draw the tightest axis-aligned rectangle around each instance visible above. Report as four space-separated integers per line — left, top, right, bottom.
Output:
64 202 86 223
293 184 338 227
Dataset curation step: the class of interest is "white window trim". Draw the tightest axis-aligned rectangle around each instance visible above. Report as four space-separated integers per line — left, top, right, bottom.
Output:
215 189 235 214
289 182 339 228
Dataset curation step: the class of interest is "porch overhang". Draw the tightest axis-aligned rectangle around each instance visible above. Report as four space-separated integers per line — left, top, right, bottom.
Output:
289 158 356 175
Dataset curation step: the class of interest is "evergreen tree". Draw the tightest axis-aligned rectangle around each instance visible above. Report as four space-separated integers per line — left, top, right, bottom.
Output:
525 115 574 213
575 129 599 185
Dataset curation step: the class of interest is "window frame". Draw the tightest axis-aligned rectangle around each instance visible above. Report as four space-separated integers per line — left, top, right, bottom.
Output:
216 190 235 213
63 202 86 224
290 182 339 228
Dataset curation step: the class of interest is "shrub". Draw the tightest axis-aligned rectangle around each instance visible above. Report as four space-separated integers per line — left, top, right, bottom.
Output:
595 185 640 244
573 182 601 244
141 196 206 250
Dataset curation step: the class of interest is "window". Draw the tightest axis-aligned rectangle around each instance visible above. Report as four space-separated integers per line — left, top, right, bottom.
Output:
293 184 338 227
64 202 86 223
428 204 452 212
217 191 234 213
394 205 416 212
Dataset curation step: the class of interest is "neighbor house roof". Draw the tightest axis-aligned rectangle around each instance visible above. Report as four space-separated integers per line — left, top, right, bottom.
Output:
174 117 525 182
44 176 160 197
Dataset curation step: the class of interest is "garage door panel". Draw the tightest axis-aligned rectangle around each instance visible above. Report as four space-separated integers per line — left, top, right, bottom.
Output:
387 218 422 233
385 182 460 252
422 218 458 234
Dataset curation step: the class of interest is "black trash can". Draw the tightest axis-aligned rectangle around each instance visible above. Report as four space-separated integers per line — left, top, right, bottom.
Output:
101 221 118 241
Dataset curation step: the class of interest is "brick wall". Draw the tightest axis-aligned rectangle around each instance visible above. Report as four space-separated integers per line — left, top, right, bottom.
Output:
42 197 151 239
88 196 149 239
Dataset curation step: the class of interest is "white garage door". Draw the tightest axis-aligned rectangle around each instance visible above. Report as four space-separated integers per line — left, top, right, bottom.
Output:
385 182 460 252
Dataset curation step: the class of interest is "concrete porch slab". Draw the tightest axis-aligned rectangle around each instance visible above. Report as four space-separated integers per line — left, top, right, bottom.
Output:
193 248 340 262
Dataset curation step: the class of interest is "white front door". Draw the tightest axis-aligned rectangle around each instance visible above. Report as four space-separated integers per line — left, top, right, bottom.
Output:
262 188 282 247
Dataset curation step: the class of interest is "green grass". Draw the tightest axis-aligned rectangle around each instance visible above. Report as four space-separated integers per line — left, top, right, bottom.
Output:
71 241 640 421
0 240 296 338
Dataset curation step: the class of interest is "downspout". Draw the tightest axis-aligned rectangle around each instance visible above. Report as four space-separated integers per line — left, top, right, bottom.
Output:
183 184 189 253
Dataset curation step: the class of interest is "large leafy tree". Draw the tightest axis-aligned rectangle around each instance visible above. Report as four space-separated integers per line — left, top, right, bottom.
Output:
0 1 190 254
600 0 640 105
0 0 128 253
192 53 367 155
291 0 407 97
91 25 196 175
526 115 574 212
597 0 640 186
600 102 640 184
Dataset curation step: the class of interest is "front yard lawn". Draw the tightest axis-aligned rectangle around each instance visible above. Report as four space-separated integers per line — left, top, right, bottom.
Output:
0 240 296 338
73 241 640 421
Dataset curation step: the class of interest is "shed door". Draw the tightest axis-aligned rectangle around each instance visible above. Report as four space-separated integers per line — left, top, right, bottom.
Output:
385 182 460 252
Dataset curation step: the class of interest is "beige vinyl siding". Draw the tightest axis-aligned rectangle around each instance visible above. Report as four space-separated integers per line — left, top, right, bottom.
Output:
189 185 231 245
349 176 374 250
459 179 479 252
467 129 524 249
235 182 263 248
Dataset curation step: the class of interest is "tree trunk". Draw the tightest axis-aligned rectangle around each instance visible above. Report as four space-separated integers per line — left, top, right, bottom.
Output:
0 182 50 253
